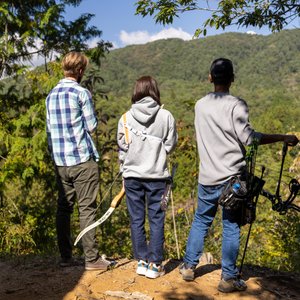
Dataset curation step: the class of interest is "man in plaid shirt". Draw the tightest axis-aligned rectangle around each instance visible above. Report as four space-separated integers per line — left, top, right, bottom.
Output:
46 51 112 270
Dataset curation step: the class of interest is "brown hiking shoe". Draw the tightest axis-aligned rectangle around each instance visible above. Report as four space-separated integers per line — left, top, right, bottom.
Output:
85 256 113 271
218 278 247 293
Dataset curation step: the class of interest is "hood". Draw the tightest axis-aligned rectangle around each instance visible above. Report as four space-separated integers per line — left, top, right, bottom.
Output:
130 97 160 124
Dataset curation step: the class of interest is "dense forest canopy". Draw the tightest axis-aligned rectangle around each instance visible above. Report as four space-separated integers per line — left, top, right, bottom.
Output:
136 0 300 37
0 0 112 77
100 29 299 130
0 28 299 272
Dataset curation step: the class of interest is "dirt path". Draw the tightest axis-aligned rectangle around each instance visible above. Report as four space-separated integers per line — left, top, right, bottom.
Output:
0 256 299 300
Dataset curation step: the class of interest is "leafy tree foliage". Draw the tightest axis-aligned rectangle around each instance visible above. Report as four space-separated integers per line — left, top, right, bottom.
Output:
135 0 300 36
0 0 105 77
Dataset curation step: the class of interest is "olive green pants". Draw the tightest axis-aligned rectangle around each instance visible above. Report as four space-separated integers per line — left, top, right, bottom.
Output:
55 159 99 262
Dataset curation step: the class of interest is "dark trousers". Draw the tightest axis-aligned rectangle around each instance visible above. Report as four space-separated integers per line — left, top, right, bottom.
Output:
124 178 166 264
55 159 99 262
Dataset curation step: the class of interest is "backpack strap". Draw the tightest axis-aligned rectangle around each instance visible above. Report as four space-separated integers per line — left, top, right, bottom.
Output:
122 112 164 144
122 113 130 145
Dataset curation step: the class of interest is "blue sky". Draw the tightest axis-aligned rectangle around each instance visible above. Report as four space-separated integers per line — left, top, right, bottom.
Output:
65 0 300 49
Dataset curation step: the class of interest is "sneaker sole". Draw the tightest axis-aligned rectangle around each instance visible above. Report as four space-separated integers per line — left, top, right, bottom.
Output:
218 286 247 293
217 281 247 293
136 269 147 276
145 270 165 279
182 275 194 281
218 286 236 293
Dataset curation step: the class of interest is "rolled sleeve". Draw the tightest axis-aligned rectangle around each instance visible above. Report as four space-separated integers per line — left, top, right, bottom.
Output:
80 90 98 133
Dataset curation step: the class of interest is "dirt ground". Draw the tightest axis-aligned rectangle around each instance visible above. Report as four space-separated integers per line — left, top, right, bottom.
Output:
0 256 299 300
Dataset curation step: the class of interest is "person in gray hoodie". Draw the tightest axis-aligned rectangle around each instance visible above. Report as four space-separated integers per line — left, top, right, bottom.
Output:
117 76 177 279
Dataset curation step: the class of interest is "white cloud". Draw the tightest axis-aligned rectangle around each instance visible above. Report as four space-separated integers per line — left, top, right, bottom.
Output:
246 30 257 35
119 27 193 46
88 38 100 49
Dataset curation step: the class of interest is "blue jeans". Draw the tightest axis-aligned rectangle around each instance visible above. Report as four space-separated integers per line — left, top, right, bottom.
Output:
184 183 241 280
124 178 166 264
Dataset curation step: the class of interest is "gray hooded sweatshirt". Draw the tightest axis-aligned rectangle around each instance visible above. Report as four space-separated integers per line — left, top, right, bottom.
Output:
117 97 177 179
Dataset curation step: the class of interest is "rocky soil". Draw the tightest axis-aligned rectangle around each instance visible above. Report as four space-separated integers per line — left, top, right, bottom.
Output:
1 256 299 300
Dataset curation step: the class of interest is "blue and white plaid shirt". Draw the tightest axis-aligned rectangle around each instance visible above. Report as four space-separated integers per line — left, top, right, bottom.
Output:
46 78 99 166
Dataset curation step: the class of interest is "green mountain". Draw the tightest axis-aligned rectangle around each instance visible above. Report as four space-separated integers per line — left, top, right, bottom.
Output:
102 29 300 91
99 29 300 132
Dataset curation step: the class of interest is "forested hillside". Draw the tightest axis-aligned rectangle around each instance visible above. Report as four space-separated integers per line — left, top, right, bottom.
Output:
0 29 299 273
100 29 299 126
103 29 300 91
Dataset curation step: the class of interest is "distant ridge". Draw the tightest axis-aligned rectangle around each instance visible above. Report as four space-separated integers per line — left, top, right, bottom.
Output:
101 29 300 96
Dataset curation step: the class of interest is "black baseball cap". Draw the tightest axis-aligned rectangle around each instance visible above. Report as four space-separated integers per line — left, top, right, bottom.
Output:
210 58 234 84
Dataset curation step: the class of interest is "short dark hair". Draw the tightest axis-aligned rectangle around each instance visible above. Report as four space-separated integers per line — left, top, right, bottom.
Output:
210 58 234 85
131 76 161 105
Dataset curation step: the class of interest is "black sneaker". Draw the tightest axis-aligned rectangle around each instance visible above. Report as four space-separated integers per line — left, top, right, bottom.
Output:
179 262 195 281
59 257 82 267
218 278 247 293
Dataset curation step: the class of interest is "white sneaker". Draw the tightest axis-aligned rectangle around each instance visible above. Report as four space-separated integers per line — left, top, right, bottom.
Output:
145 263 165 279
136 260 148 276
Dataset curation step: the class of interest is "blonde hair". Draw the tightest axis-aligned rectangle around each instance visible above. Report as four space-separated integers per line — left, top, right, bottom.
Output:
61 52 89 77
